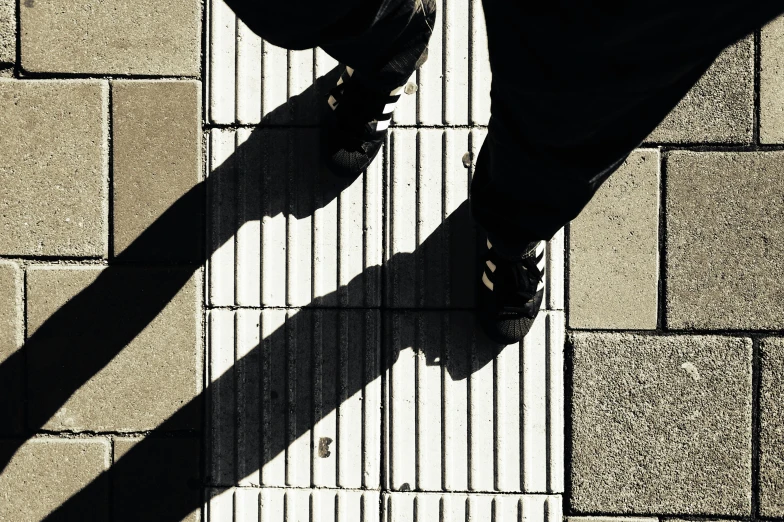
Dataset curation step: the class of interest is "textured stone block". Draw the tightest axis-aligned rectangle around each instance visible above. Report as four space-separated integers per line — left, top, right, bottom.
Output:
569 149 660 329
0 80 107 256
112 81 202 261
20 0 200 75
666 152 784 329
0 438 110 521
0 261 22 434
26 266 200 431
761 16 784 143
570 333 752 515
0 0 13 63
648 37 753 144
113 437 201 522
761 337 784 516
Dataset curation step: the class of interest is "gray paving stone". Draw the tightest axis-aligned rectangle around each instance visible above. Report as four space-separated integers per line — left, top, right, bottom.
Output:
0 80 107 257
20 0 200 75
26 266 200 431
0 261 22 434
665 152 784 330
112 81 202 261
113 437 201 522
761 15 784 144
648 37 753 144
569 149 660 330
0 438 110 521
0 0 14 63
760 337 784 517
570 332 752 515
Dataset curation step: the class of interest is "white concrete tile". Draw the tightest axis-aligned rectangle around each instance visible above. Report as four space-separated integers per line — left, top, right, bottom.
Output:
546 227 565 311
260 309 287 486
381 493 562 522
206 128 383 308
208 309 382 488
470 0 491 125
261 40 289 120
393 70 418 125
235 128 261 306
208 488 380 522
236 309 261 486
236 20 262 124
418 0 444 125
208 0 236 124
208 130 236 307
384 311 565 493
208 310 236 485
386 129 475 309
444 0 470 125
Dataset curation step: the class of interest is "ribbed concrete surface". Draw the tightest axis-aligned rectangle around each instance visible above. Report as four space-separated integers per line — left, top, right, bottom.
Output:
205 0 565 519
206 490 561 522
206 0 491 125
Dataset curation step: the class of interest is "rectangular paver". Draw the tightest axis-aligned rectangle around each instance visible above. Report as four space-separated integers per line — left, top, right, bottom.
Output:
760 337 784 517
761 15 784 143
570 332 752 515
208 309 381 488
20 0 200 75
569 149 660 329
0 261 22 434
0 438 110 521
384 310 564 493
112 80 202 261
113 437 201 522
0 80 108 257
666 152 784 329
647 37 753 144
26 266 200 431
0 0 13 63
207 488 380 522
207 128 382 308
382 493 561 522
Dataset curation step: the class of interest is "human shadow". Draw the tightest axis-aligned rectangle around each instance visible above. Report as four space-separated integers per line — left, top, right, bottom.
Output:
0 66 505 521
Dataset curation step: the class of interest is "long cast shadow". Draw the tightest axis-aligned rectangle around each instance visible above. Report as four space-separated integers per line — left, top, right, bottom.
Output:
0 67 501 521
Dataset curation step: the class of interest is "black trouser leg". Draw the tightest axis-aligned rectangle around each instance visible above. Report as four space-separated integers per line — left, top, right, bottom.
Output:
223 0 436 92
471 2 784 256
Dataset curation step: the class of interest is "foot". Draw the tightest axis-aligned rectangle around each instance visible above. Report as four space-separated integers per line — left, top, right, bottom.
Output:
322 65 404 178
477 236 545 344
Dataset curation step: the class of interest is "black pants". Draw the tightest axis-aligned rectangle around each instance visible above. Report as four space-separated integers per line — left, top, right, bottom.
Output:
225 0 784 256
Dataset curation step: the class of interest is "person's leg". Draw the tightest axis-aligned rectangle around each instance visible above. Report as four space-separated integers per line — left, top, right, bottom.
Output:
473 2 784 344
471 2 784 256
223 0 436 176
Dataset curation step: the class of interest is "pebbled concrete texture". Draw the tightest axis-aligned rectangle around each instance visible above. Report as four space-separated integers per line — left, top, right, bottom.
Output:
665 152 784 330
0 80 108 257
0 261 22 435
0 0 13 63
26 266 201 432
760 337 784 517
0 438 110 521
113 438 201 522
570 333 752 516
761 16 784 143
647 37 754 144
569 149 660 330
112 80 202 261
20 0 200 75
